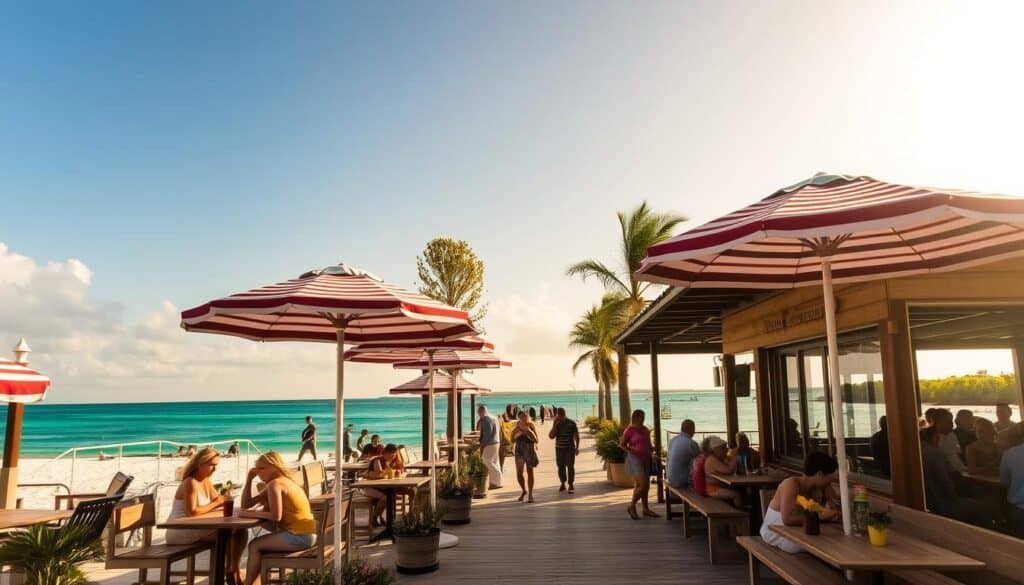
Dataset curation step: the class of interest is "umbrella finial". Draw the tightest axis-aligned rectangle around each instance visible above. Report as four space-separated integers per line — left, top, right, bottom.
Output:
299 263 382 281
12 338 31 365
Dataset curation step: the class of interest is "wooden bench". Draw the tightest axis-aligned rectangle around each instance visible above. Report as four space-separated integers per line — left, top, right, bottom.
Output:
736 536 846 585
870 498 1024 585
668 485 749 564
105 494 213 585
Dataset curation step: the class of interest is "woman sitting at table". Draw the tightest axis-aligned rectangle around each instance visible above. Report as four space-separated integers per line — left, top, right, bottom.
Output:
966 418 1001 474
240 451 316 585
760 452 839 553
166 448 247 585
703 436 743 508
362 443 407 526
728 432 761 471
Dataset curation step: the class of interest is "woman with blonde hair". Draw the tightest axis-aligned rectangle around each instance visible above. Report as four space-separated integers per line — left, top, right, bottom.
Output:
166 447 247 585
240 451 316 585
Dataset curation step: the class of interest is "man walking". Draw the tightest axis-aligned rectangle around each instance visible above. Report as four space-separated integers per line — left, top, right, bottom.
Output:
298 415 317 461
476 405 503 489
549 407 580 493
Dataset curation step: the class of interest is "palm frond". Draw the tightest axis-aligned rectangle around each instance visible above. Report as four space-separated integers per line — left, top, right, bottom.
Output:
566 259 629 294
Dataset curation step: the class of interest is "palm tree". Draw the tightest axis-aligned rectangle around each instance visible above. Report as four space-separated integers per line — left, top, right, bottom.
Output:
569 294 627 420
567 201 687 421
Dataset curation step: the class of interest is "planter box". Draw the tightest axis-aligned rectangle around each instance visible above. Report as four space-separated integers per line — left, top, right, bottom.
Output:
395 529 440 574
440 492 472 525
607 462 634 488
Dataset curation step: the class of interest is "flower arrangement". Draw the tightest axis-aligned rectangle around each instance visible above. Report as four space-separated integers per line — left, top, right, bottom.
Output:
866 511 891 529
796 495 825 515
218 480 234 497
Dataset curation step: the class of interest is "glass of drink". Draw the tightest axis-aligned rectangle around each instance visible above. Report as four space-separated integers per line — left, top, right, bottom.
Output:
222 498 235 517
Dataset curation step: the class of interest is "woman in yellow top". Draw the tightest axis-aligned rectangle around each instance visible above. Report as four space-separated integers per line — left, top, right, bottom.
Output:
239 452 316 585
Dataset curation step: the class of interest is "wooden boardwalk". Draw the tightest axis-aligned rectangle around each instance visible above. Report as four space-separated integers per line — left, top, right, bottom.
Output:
83 428 749 584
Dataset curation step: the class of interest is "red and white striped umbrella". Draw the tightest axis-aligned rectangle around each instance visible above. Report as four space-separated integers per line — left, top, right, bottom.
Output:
343 336 494 363
635 173 1024 536
638 173 1024 288
392 349 512 370
389 372 491 396
0 359 50 404
180 263 476 578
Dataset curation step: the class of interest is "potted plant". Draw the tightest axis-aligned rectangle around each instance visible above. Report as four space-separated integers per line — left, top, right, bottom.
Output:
594 420 631 487
796 495 825 535
285 556 396 584
0 524 102 585
867 511 891 546
464 449 489 499
393 502 445 574
438 464 473 524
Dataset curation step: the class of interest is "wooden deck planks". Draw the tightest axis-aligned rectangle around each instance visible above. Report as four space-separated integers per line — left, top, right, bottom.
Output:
83 427 748 584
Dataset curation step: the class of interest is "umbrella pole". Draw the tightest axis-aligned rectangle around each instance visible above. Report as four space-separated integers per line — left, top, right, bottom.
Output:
0 403 24 509
427 352 437 511
333 327 345 583
451 373 459 479
821 257 853 535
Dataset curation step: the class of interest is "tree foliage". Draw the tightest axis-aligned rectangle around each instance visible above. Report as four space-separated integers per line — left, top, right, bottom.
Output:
918 373 1018 404
569 294 628 419
416 237 487 324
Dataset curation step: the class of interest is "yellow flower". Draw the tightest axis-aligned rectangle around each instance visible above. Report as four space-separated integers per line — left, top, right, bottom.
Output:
796 495 824 514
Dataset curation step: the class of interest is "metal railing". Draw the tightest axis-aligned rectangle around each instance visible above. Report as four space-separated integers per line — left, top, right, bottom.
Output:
24 438 264 493
665 429 761 448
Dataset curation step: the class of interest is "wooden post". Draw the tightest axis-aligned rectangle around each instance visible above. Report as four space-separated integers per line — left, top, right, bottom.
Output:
754 348 775 462
1013 340 1024 416
421 395 431 461
470 394 476 432
0 403 24 509
617 344 632 423
722 354 739 448
457 392 464 439
650 343 664 504
880 301 925 509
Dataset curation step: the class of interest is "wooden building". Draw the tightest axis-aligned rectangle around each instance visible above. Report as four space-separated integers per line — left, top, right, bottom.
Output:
618 255 1024 510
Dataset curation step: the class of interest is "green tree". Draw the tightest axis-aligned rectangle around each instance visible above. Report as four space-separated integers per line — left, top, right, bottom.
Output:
416 237 488 325
567 201 687 421
569 294 628 420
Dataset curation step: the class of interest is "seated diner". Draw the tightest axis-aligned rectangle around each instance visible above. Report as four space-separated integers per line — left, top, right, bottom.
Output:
239 451 316 585
702 435 743 508
360 434 384 459
361 443 407 526
760 452 839 553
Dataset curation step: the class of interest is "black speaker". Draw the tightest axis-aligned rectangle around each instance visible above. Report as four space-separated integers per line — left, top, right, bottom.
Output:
733 363 752 397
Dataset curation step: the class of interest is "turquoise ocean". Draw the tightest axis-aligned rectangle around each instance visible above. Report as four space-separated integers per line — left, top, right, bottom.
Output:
2 390 759 458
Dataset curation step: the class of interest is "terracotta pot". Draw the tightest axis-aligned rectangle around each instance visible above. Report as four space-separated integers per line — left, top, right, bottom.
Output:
608 462 634 488
868 525 888 546
804 511 820 535
440 492 472 525
471 473 489 499
394 529 440 574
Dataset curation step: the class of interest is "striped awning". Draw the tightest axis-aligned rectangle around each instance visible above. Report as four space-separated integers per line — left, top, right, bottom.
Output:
393 349 511 370
636 174 1024 289
388 371 491 396
0 359 50 404
180 263 477 343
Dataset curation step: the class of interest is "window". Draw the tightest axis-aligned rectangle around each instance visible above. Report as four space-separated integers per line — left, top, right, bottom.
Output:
768 328 890 483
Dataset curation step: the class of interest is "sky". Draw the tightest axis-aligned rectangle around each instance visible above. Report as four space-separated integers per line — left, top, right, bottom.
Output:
1 1 1022 403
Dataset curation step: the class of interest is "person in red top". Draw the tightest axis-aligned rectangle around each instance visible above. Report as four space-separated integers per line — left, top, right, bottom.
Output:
691 437 709 496
620 409 659 520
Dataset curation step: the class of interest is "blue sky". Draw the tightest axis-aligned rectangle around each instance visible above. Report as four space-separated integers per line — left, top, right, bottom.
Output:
2 2 1022 402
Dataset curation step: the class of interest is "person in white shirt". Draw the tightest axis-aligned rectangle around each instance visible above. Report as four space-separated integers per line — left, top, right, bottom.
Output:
933 409 966 472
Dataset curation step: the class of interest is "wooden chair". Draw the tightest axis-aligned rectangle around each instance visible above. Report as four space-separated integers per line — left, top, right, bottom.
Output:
260 493 351 583
105 494 213 585
65 494 124 543
301 461 328 497
759 488 776 518
55 471 133 510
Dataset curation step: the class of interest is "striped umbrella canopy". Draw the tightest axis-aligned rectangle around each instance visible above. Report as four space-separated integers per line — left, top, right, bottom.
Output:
180 263 476 580
392 349 512 370
635 173 1024 535
389 371 491 395
0 359 50 404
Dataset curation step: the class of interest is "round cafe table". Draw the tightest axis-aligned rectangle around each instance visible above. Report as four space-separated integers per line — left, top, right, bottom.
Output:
159 510 260 585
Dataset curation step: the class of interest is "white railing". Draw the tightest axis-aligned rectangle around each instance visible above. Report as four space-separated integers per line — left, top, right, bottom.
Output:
27 438 264 493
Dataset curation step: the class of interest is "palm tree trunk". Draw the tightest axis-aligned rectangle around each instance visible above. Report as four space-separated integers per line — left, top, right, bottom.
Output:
617 345 632 422
596 381 606 420
603 379 613 422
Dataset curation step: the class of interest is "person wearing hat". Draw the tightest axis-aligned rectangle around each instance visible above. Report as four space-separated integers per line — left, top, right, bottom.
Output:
702 435 743 508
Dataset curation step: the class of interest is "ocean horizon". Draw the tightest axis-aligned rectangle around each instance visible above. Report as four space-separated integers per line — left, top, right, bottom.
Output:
3 389 758 458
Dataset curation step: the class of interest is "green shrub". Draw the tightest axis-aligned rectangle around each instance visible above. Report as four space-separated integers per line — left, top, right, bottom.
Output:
0 524 102 585
583 416 601 434
464 449 486 477
594 419 626 464
394 501 445 536
285 556 395 585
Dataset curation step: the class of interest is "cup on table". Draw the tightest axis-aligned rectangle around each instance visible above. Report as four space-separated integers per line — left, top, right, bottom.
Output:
222 498 235 517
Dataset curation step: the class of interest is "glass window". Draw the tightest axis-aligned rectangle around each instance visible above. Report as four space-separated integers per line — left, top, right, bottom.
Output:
803 349 831 455
837 338 888 479
779 352 805 461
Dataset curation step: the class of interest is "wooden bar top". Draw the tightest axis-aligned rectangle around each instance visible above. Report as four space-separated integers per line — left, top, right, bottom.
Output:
770 524 986 571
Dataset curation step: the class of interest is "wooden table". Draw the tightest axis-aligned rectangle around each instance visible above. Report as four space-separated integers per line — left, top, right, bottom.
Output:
0 508 72 530
353 476 431 543
709 470 789 488
770 523 985 584
159 511 260 585
962 472 1003 488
